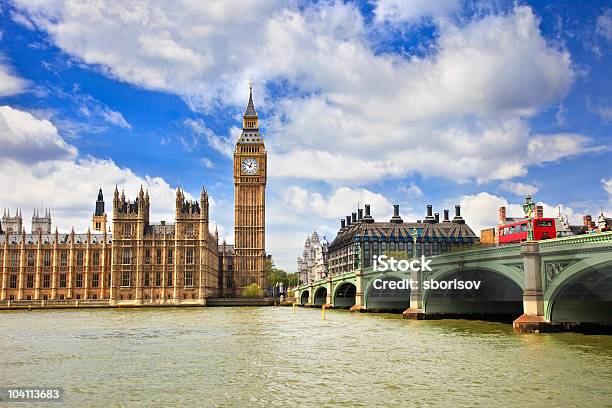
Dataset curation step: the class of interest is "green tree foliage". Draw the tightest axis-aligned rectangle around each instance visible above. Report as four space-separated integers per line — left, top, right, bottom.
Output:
286 273 298 287
383 250 410 260
243 283 264 298
264 258 297 288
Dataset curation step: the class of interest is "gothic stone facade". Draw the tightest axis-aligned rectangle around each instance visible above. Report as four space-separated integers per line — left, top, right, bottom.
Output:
0 186 221 304
297 230 329 285
0 88 269 304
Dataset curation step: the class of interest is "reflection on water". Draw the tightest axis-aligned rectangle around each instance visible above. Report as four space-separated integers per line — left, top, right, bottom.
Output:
1 307 611 407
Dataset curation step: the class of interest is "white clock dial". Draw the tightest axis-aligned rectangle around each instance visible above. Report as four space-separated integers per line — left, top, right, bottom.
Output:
241 157 259 175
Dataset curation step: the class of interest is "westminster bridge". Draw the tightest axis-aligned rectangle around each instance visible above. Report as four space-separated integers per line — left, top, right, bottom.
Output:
294 232 612 332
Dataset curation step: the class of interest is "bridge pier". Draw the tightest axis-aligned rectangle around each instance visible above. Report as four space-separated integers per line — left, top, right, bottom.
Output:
350 269 366 312
513 242 555 332
324 276 333 309
403 268 425 319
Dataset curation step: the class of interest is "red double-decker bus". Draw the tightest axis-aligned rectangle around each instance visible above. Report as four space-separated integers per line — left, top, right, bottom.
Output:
498 218 556 244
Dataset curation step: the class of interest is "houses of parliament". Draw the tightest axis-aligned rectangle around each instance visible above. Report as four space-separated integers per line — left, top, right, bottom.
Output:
0 87 267 305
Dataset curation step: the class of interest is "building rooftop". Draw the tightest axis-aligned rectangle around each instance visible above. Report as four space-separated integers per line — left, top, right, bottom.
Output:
329 204 477 251
0 233 112 245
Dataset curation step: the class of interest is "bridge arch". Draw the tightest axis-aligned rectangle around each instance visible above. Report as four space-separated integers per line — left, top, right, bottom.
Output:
313 287 327 307
364 275 410 312
300 290 310 305
546 259 612 323
333 282 356 309
423 267 523 318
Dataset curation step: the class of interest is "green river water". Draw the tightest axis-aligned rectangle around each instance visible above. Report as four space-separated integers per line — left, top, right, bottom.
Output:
1 307 611 407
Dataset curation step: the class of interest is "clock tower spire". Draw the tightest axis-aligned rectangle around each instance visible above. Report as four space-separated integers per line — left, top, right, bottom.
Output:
243 81 259 130
233 83 267 295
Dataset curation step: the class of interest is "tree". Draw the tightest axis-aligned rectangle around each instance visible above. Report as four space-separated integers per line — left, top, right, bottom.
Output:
243 283 264 298
286 273 298 287
264 258 290 288
383 250 410 260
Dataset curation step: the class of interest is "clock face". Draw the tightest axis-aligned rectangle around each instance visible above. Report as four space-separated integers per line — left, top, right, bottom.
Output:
241 157 259 175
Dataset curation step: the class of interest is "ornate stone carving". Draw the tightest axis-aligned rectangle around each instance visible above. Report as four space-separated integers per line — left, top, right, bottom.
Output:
544 261 574 288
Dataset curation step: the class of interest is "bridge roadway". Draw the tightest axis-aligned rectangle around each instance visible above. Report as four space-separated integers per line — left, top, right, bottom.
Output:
294 232 612 332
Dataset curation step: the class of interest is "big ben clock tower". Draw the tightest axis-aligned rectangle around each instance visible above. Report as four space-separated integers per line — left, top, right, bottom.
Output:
234 84 267 294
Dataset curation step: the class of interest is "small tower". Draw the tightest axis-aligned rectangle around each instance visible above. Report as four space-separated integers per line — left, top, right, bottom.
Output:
200 185 210 235
175 187 201 239
32 208 52 233
2 209 23 233
92 188 107 232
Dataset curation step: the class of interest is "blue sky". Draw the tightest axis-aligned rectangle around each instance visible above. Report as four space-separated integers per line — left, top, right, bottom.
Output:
0 0 610 270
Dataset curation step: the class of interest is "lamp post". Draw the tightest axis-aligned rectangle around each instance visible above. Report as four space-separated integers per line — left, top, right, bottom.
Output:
522 195 536 241
410 228 418 259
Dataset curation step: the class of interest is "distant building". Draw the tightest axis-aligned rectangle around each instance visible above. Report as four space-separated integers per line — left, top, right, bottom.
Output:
297 230 328 285
582 208 612 233
327 204 477 275
480 228 496 245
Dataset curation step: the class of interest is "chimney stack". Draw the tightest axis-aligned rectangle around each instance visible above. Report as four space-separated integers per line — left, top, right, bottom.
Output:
434 213 439 223
346 215 351 226
452 205 465 224
390 204 403 224
341 219 346 229
443 210 450 222
499 206 506 225
358 208 363 220
363 204 375 223
351 212 357 223
424 204 435 223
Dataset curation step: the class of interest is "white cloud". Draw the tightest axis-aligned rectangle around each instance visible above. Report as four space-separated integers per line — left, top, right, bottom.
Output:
400 182 424 198
0 105 77 162
282 185 393 221
499 181 538 196
0 106 180 232
602 178 612 196
99 106 131 130
184 118 236 157
597 8 612 41
527 133 600 163
0 157 179 231
59 86 132 131
12 2 583 184
78 102 131 130
264 184 398 270
10 10 35 30
0 60 28 96
592 104 612 122
201 157 214 169
371 0 460 24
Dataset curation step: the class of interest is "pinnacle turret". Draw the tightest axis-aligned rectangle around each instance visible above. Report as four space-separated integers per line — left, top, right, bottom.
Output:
244 82 257 117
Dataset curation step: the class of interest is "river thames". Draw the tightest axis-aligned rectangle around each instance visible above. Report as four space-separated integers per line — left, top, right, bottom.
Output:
1 307 611 407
